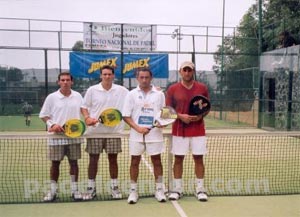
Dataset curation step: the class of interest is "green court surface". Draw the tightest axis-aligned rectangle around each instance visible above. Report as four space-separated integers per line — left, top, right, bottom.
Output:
1 195 299 217
0 115 250 131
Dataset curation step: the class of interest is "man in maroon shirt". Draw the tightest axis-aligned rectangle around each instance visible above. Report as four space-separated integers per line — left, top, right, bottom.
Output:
166 61 209 202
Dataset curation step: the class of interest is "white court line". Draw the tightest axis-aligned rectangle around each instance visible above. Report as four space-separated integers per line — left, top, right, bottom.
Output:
141 154 188 217
171 201 188 217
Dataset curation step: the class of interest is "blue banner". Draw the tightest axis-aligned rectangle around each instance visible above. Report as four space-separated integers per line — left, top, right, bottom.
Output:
69 52 168 78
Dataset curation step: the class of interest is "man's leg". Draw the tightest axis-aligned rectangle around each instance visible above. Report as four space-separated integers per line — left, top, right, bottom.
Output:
69 159 82 200
128 155 141 204
169 155 185 200
193 155 207 201
151 154 166 202
43 160 60 202
83 154 99 200
108 153 122 199
88 154 100 180
108 153 118 179
27 115 31 126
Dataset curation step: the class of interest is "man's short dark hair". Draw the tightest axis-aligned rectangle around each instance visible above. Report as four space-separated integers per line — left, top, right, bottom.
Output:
135 67 153 77
58 71 73 81
100 65 115 74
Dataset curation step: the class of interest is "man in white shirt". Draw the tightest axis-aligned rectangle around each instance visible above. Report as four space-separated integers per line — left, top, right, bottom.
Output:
39 72 83 202
81 65 129 200
122 67 166 204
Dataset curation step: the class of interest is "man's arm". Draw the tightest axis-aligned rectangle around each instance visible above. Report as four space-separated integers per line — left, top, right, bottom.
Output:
81 107 98 126
123 116 149 135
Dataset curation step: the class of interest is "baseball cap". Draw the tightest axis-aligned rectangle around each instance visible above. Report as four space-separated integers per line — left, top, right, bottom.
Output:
180 61 195 70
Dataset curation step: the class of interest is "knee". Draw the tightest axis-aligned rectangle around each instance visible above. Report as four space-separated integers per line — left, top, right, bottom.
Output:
174 155 184 165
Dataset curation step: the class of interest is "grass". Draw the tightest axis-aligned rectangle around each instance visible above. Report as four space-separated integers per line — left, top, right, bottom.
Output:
0 115 252 132
0 133 299 203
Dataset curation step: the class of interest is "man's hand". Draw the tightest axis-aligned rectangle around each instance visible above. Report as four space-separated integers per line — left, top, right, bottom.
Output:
178 113 202 124
48 124 64 133
85 117 98 126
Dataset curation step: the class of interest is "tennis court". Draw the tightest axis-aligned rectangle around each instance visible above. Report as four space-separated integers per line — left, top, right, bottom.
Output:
0 184 299 217
0 129 299 216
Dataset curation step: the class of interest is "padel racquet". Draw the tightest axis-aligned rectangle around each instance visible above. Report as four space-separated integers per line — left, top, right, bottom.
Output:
98 108 123 127
189 95 211 116
143 106 177 143
63 119 86 138
152 106 177 128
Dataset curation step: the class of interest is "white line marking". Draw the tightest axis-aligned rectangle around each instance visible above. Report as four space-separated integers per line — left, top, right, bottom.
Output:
141 154 188 217
171 201 188 217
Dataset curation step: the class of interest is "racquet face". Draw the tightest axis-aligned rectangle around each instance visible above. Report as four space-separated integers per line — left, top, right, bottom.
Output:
159 106 177 119
98 108 122 127
153 106 177 127
63 119 86 138
189 95 211 115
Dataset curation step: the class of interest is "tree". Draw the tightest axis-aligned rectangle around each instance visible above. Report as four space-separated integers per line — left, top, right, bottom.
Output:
212 4 259 111
212 1 300 111
72 40 84 51
0 66 24 90
262 0 300 51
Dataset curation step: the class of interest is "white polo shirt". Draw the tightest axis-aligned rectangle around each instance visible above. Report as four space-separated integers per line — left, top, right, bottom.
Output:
39 89 83 145
122 85 165 142
81 83 129 135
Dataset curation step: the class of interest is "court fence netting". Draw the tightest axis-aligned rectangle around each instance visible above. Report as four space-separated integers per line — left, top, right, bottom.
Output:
0 131 299 204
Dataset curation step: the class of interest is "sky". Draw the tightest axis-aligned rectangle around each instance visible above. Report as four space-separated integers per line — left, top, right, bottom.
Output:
0 0 256 71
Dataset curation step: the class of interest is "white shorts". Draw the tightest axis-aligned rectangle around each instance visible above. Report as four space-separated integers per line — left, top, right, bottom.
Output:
129 141 165 156
171 136 207 155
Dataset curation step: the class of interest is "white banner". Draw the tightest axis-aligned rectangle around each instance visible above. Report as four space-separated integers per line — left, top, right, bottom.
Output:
83 23 157 51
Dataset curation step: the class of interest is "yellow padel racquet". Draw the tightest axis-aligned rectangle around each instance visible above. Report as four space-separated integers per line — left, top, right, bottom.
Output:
63 119 86 138
98 108 123 127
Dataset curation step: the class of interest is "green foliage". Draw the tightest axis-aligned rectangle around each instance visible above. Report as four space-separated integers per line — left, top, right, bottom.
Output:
0 66 24 86
212 1 300 110
72 40 84 51
262 0 300 51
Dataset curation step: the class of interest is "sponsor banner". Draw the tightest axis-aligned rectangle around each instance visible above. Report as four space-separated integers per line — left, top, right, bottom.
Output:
83 23 157 51
69 52 168 78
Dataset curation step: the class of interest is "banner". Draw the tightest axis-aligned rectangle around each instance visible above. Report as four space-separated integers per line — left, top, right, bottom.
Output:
69 52 168 78
83 23 157 51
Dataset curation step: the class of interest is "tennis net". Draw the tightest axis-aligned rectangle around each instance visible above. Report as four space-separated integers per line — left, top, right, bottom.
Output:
0 131 299 203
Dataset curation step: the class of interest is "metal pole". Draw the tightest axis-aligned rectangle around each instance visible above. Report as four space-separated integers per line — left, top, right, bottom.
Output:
121 24 124 86
176 34 179 81
258 0 263 128
44 49 48 97
220 0 225 120
58 31 62 73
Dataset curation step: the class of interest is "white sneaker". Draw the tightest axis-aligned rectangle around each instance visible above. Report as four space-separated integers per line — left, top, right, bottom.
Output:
43 191 57 202
155 188 166 202
196 187 208 202
127 190 138 204
71 190 83 201
168 191 183 201
82 187 96 201
111 186 122 199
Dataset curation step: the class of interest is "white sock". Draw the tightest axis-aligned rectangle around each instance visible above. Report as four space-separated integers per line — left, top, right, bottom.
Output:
71 182 78 192
88 179 95 189
174 178 182 189
196 178 204 190
130 182 137 191
156 182 163 190
111 179 118 188
70 175 78 192
50 180 58 193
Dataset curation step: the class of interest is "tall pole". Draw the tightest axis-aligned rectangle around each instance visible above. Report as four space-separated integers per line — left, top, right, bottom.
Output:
258 0 263 128
220 0 225 120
